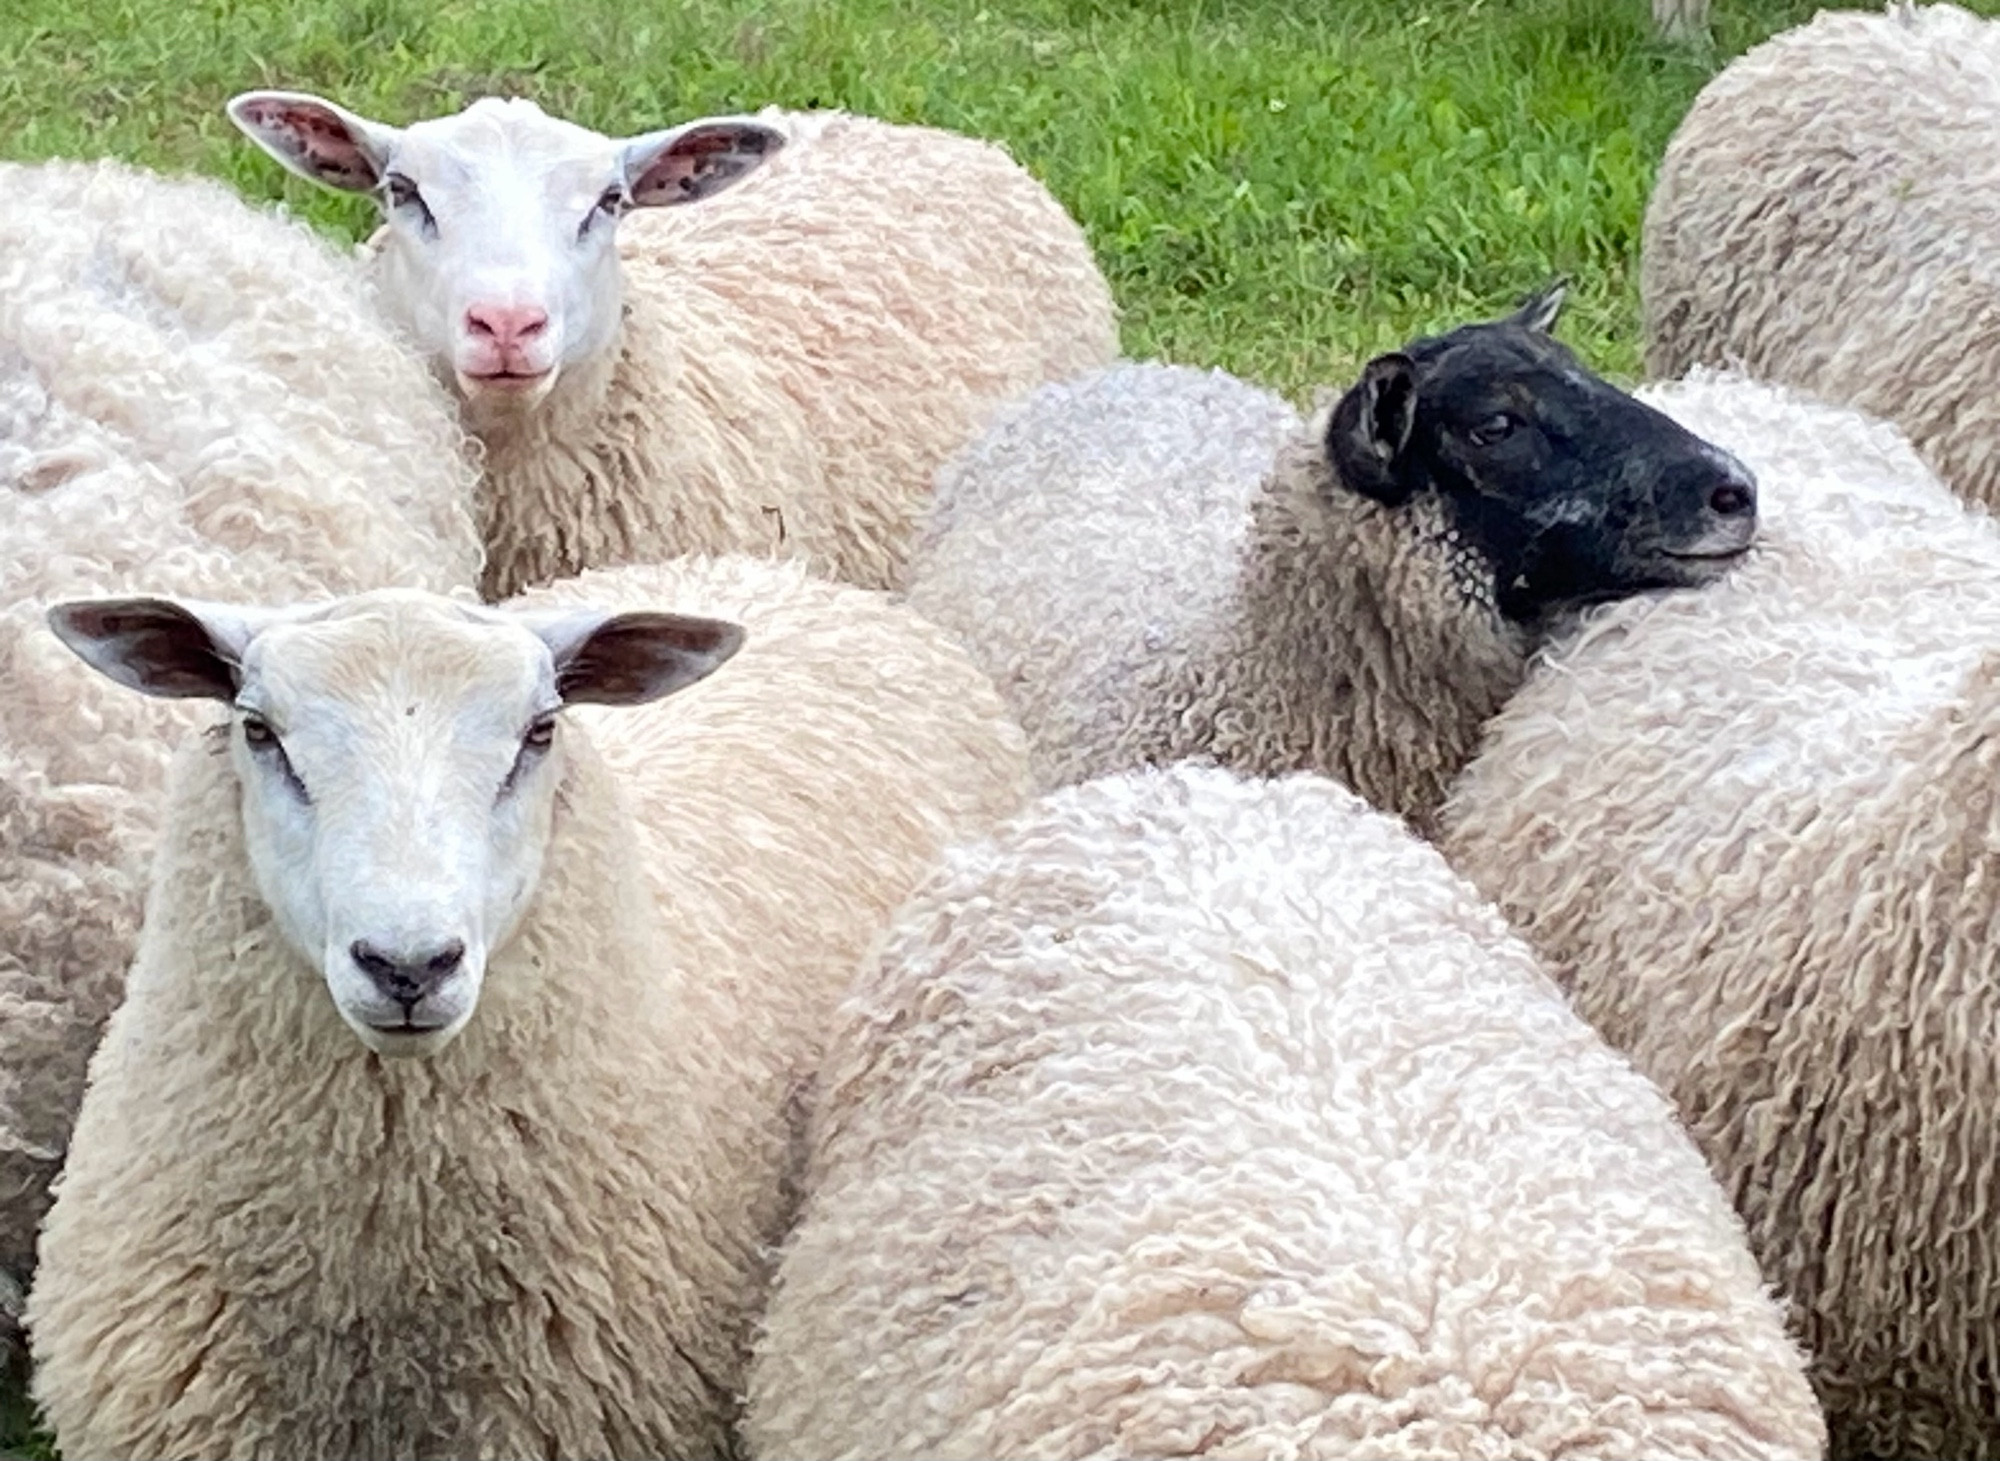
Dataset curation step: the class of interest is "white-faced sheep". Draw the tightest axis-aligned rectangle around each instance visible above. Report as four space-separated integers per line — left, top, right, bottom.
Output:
227 91 1120 599
744 762 1826 1461
0 157 482 1341
28 554 1029 1460
903 286 1758 831
1440 371 2000 1461
1643 2 2000 513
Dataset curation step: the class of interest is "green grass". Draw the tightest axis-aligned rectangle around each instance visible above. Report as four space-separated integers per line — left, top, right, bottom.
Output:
0 0 1850 394
0 0 1956 1453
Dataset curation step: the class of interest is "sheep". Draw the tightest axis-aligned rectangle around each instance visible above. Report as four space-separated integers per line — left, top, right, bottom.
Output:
27 552 1030 1461
227 91 1121 600
0 156 482 1341
743 761 1826 1461
1438 370 2000 1461
1642 2 2000 514
903 285 1759 832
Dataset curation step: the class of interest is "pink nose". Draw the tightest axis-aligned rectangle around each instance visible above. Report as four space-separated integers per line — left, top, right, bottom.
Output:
464 304 549 349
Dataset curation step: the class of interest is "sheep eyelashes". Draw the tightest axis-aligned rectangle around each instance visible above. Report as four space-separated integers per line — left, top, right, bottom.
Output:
229 91 1120 597
905 287 1758 829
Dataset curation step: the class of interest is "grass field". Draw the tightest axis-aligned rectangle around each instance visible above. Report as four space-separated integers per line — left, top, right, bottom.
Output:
0 0 1958 1452
4 0 1846 395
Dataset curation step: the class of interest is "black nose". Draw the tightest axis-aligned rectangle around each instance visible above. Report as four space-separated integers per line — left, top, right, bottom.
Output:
1708 476 1755 518
350 938 466 1007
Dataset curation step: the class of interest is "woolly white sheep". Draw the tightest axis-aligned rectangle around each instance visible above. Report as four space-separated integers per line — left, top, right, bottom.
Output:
1643 2 2000 513
904 287 1758 830
227 91 1120 599
28 554 1029 1460
0 157 482 1338
1440 371 2000 1461
744 762 1826 1461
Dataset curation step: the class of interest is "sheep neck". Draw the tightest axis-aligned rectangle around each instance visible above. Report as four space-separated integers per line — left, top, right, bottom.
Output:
460 296 660 600
1222 430 1530 833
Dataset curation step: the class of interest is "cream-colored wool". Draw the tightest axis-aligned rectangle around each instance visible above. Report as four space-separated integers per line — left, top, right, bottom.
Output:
1441 371 2000 1461
745 763 1825 1461
29 556 1030 1460
904 355 1749 834
1643 2 2000 513
442 107 1117 599
0 158 480 1318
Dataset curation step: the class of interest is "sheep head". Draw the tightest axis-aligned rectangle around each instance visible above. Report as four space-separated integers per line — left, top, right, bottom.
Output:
47 590 743 1057
1327 282 1761 624
226 91 785 414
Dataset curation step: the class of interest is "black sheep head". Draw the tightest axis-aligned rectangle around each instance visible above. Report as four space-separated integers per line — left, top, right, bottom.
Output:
1326 282 1757 623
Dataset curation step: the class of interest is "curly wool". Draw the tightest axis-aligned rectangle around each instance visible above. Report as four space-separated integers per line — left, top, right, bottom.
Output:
28 555 1030 1461
1440 371 2000 1461
1643 2 2000 513
471 108 1118 600
0 158 481 1309
744 762 1824 1461
903 362 1527 831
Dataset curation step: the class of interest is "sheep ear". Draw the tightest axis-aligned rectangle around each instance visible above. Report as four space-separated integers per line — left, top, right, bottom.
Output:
1326 352 1419 507
227 91 401 194
621 118 786 208
528 609 746 707
47 597 270 701
1509 279 1569 336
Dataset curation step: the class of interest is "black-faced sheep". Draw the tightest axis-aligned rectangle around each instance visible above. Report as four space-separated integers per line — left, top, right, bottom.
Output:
904 287 1758 831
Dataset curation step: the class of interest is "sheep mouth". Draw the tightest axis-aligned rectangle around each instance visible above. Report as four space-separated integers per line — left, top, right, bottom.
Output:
1659 545 1752 562
459 368 553 393
364 1017 453 1036
455 367 559 408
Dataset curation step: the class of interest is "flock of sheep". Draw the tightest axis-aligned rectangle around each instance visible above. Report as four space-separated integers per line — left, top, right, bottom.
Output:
1 3 1995 1458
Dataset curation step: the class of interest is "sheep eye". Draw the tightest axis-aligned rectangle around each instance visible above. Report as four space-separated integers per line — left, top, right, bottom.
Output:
579 187 626 240
384 173 435 229
502 714 558 796
1466 413 1516 448
239 714 311 803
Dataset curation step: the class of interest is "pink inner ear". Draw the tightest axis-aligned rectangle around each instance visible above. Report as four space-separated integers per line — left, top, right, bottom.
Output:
631 130 769 205
248 102 378 188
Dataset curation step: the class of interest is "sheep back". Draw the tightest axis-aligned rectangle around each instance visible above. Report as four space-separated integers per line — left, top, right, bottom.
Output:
904 361 1302 789
1642 2 2000 513
0 158 480 1295
1441 372 2000 1459
746 763 1824 1461
30 554 1029 1460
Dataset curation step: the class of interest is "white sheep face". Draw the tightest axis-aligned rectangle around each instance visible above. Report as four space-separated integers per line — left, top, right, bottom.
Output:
48 590 744 1058
226 91 786 412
